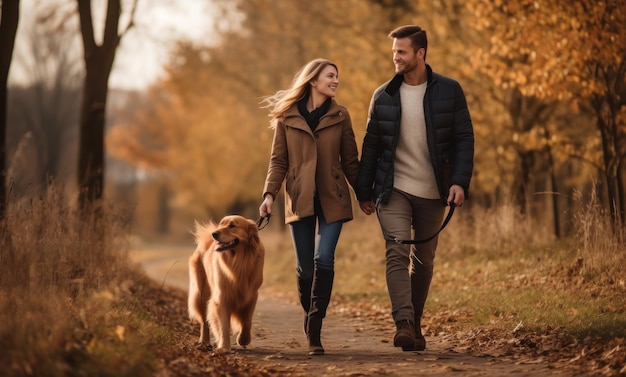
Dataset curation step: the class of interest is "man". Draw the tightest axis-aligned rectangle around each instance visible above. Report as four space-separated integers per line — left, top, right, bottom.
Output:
355 25 474 351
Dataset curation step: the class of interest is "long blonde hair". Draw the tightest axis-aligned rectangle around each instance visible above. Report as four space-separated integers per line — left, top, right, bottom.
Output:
261 58 338 129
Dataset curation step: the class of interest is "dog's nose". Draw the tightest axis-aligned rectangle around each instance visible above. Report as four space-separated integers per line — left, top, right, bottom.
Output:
212 230 220 240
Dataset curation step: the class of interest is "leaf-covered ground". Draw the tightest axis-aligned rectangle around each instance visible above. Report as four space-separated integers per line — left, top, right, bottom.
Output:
129 274 625 377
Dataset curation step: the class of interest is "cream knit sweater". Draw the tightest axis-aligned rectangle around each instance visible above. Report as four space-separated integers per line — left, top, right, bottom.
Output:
393 82 440 199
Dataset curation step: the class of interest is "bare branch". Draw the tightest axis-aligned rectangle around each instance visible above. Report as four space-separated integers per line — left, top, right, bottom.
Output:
120 0 140 36
103 0 121 49
76 0 96 56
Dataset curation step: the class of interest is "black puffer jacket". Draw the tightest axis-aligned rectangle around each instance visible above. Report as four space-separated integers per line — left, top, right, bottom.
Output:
355 65 474 205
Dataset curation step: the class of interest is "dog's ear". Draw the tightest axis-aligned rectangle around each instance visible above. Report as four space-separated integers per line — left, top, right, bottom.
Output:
247 219 261 251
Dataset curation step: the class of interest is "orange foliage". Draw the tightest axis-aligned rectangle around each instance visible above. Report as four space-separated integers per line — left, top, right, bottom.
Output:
467 0 625 101
109 0 625 220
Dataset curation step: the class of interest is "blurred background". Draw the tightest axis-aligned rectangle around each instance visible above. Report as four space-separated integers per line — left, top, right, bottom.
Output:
4 0 625 241
2 3 625 374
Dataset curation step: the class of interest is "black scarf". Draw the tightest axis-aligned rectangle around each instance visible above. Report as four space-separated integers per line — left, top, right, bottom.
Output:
298 94 331 132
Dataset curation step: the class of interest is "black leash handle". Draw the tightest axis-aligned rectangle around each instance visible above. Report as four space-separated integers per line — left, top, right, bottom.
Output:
257 214 271 230
388 202 456 245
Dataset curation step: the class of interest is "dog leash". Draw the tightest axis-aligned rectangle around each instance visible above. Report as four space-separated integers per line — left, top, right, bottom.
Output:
382 202 456 245
257 214 271 230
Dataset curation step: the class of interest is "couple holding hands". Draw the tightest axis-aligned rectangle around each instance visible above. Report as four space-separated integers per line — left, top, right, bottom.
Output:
259 25 474 356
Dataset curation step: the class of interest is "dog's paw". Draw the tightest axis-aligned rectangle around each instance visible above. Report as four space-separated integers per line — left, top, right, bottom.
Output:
212 346 231 355
237 332 251 346
194 342 213 352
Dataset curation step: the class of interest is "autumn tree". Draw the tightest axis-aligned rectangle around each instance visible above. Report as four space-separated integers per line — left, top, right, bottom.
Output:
76 0 137 212
8 8 82 193
0 0 20 219
456 2 565 236
109 0 494 224
467 0 626 225
109 0 399 221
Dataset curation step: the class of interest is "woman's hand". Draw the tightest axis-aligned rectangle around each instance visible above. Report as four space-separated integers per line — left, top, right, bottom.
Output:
260 194 274 217
359 200 375 215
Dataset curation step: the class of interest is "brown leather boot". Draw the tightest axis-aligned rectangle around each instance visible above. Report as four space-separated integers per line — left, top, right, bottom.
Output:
297 277 312 336
414 318 426 351
307 317 324 355
393 319 417 350
307 269 334 355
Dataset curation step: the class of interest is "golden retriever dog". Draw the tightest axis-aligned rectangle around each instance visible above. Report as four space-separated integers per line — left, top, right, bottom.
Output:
188 215 265 352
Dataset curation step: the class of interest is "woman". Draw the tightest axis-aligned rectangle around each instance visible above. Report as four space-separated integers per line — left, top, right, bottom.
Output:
259 58 359 355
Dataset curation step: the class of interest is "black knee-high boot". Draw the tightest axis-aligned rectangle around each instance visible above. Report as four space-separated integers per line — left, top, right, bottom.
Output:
297 277 313 335
411 264 433 350
307 269 334 355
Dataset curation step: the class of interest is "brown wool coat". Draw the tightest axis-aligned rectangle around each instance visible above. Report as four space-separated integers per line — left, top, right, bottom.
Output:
263 99 360 224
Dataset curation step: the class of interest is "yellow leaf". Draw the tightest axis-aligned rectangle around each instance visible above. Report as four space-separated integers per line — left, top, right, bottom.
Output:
86 336 97 353
115 325 125 341
566 308 578 318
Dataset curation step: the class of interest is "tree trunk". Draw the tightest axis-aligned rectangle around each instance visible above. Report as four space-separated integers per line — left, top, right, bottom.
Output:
618 161 625 227
514 150 534 214
595 97 621 227
0 0 20 219
77 60 112 209
76 0 121 212
157 183 169 234
546 145 561 238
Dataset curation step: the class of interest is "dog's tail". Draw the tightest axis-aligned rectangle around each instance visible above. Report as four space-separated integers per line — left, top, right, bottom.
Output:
188 248 210 324
188 222 214 324
193 220 216 252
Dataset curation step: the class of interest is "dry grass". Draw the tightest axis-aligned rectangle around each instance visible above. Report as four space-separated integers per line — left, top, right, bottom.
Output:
2 186 624 375
0 188 164 377
262 193 626 341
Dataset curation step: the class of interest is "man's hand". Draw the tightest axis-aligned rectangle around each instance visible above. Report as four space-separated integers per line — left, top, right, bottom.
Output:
359 200 375 215
447 185 465 207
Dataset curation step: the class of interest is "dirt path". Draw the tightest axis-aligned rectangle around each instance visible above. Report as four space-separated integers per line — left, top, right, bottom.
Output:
129 245 582 377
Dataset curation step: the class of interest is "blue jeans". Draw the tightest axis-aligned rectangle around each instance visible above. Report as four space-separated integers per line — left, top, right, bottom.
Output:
289 197 343 279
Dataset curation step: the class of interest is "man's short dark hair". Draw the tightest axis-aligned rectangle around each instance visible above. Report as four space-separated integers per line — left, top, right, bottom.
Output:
389 25 428 60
